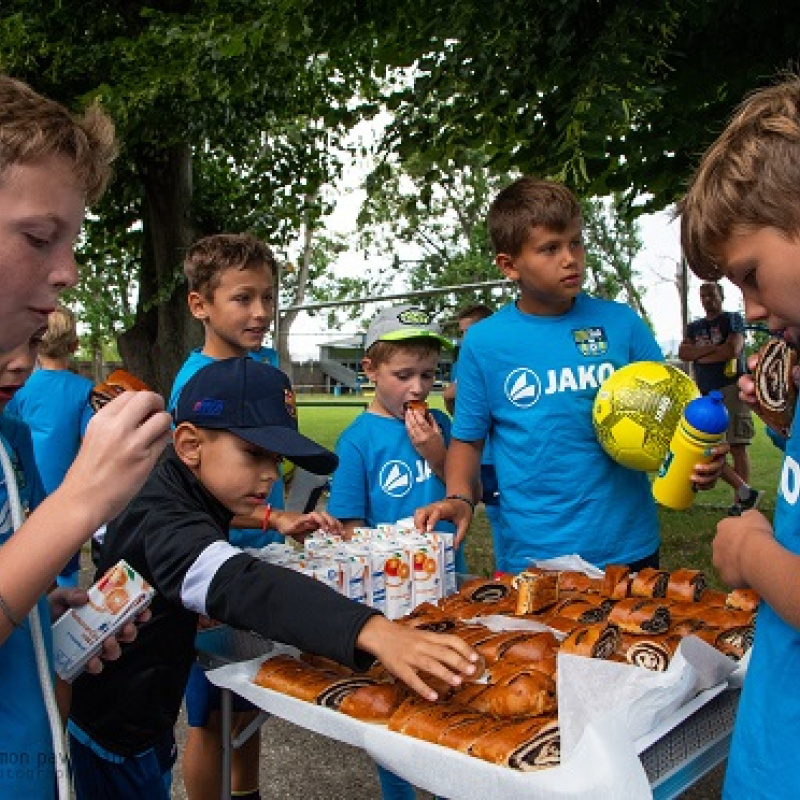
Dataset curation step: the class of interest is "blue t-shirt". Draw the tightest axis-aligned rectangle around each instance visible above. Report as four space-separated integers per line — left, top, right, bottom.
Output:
6 369 93 494
723 408 800 798
453 295 663 573
169 348 284 547
0 414 54 798
328 409 469 572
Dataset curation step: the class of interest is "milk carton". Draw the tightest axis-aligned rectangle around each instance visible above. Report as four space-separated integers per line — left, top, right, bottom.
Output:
52 560 155 682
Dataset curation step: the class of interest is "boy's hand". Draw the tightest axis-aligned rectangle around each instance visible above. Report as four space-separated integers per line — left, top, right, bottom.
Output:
49 587 151 674
405 407 447 472
713 509 774 588
691 442 729 489
356 615 479 700
272 510 344 541
414 499 472 547
60 391 171 529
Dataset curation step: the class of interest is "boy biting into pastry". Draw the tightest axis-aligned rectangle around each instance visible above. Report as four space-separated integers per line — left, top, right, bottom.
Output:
67 356 479 800
679 73 800 798
326 304 465 800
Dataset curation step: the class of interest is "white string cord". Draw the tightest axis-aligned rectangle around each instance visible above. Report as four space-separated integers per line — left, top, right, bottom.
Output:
0 439 72 799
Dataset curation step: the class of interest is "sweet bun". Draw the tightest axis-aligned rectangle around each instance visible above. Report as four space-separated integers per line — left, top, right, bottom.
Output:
90 368 150 411
755 338 798 436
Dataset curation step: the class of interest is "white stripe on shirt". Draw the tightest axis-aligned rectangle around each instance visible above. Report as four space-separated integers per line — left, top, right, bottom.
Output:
181 540 240 615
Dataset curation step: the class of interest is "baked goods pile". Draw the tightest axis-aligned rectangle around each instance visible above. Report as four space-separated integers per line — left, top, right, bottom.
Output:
252 566 758 771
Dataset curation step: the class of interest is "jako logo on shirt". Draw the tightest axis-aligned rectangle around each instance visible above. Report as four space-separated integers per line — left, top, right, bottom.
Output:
504 362 615 408
504 368 542 408
379 460 414 498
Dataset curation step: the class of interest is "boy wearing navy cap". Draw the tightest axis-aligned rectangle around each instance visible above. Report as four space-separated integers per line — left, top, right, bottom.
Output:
67 357 478 800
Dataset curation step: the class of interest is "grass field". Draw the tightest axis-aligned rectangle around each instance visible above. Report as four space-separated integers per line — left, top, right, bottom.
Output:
296 392 784 590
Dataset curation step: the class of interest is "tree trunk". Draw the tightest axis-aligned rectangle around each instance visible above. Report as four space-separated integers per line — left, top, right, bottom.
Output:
117 144 200 397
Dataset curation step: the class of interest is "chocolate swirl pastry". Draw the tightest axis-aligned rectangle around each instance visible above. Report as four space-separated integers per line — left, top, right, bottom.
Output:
713 625 755 660
89 368 150 411
607 598 671 635
630 567 670 599
755 338 798 436
512 570 559 614
620 634 681 672
315 677 380 710
470 715 561 771
403 399 431 421
559 621 620 658
665 568 707 602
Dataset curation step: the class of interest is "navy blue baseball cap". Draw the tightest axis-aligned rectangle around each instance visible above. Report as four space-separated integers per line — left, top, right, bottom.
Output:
175 357 338 475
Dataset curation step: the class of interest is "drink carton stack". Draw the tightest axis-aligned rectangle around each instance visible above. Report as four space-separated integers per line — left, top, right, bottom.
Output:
247 527 457 620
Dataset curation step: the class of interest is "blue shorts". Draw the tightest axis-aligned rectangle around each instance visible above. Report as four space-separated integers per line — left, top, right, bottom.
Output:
69 729 176 800
186 660 257 727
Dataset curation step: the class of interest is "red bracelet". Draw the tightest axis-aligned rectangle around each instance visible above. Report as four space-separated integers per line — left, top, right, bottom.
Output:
261 503 272 533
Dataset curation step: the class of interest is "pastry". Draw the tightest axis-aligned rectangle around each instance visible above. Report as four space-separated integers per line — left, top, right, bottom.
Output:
620 634 681 671
665 568 707 602
754 337 798 436
89 368 150 411
453 668 557 717
403 399 431 421
336 682 409 722
557 571 601 594
630 567 670 598
512 570 559 614
726 588 761 613
559 622 620 658
601 565 632 599
469 714 560 770
607 598 671 634
436 715 507 753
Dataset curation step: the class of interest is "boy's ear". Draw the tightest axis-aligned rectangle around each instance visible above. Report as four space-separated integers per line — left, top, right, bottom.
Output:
361 355 377 381
173 423 203 468
495 252 519 282
188 291 210 322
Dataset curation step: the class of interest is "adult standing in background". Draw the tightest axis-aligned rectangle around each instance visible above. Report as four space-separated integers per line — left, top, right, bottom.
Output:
679 281 762 515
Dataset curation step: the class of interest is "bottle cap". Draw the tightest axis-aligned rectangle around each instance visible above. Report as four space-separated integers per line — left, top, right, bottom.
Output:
684 391 729 434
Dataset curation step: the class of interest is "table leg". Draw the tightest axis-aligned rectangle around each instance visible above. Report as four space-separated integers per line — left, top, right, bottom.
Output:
220 687 232 800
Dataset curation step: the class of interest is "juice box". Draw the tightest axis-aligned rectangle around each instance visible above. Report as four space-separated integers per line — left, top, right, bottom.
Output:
52 560 155 682
373 541 413 620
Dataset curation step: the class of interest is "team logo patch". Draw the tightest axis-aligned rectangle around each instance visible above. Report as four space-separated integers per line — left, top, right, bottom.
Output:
504 368 542 408
284 389 297 420
379 460 414 498
192 398 224 416
397 307 432 326
572 327 608 356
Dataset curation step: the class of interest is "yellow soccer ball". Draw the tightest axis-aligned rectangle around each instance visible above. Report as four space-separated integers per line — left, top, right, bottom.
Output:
592 361 699 471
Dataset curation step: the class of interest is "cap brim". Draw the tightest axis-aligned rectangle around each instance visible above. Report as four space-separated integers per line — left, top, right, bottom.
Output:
228 427 339 475
377 329 453 349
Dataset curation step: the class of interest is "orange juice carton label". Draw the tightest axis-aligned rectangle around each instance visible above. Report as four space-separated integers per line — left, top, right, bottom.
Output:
52 560 155 682
376 523 399 536
407 542 443 608
375 542 413 620
333 554 369 604
350 527 380 541
340 543 386 612
424 531 457 596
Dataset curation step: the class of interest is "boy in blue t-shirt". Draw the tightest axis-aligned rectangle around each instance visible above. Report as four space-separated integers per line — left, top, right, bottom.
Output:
417 177 726 574
7 305 94 587
327 304 465 800
679 75 800 799
174 233 342 800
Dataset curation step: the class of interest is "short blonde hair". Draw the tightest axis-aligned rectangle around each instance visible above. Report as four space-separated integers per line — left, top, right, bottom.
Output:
39 305 79 359
679 75 800 279
0 75 117 204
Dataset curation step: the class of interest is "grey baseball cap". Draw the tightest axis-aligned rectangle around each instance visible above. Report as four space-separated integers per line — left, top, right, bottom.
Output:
364 305 453 351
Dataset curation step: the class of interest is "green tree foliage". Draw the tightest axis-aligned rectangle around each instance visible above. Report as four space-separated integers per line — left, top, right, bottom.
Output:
0 0 378 390
375 0 800 212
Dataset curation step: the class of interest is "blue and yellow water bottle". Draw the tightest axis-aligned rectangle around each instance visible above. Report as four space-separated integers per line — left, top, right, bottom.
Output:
652 391 729 510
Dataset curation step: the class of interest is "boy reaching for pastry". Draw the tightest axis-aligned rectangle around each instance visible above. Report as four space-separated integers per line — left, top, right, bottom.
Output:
679 74 800 798
67 357 478 800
